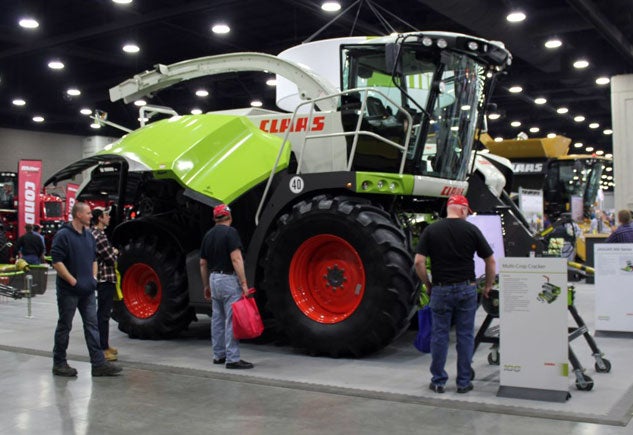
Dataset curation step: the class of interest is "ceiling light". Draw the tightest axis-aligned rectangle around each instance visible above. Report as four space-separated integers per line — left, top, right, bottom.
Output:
112 0 133 4
90 123 101 129
190 108 203 115
32 116 44 123
12 98 26 106
605 153 612 159
266 78 277 86
321 1 341 12
461 105 471 111
122 44 140 53
547 133 556 138
494 137 503 142
250 100 263 107
595 77 610 85
574 142 583 148
211 24 231 34
603 129 613 135
506 12 526 22
586 146 594 152
556 107 568 114
508 86 522 93
48 60 64 70
66 88 81 96
544 38 562 49
529 127 540 133
510 121 521 127
19 18 39 29
605 167 612 172
573 59 589 69
487 113 500 120
589 122 599 129
80 108 92 115
134 99 146 106
574 115 585 122
195 89 209 97
534 97 547 105
595 150 604 156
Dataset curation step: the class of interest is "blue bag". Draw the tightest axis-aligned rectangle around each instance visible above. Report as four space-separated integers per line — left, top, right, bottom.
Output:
413 306 432 353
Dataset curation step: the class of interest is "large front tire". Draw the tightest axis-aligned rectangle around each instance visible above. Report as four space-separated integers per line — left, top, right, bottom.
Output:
262 195 416 357
112 234 193 339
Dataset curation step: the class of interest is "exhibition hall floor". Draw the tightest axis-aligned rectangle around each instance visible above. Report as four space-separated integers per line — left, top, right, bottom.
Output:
0 273 631 434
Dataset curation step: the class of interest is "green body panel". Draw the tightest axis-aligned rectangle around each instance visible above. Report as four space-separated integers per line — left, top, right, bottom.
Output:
354 172 414 195
103 114 290 203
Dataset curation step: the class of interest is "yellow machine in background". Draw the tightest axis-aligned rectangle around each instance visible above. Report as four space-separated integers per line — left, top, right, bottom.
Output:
481 134 611 261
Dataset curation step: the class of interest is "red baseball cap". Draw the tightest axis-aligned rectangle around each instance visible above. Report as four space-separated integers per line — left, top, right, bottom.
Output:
213 204 231 219
447 195 473 214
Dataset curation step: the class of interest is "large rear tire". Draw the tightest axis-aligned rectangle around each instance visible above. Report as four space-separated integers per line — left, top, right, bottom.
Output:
112 234 193 339
262 195 416 357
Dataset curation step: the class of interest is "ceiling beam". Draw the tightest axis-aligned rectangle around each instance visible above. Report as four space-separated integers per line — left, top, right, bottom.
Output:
566 0 633 65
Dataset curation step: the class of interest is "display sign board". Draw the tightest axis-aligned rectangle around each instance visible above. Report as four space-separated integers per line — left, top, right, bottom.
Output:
518 187 544 233
65 183 79 221
498 257 569 402
571 195 583 222
595 243 633 332
467 214 505 277
17 160 42 237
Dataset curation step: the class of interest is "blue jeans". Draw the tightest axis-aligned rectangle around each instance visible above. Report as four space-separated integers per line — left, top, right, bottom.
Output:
53 288 106 367
210 273 242 363
429 283 477 388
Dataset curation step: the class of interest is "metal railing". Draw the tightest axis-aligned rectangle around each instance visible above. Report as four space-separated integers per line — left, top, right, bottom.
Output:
255 88 414 225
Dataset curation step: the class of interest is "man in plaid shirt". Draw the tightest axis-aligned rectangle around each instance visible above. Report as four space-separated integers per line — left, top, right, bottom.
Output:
91 208 119 361
606 210 633 243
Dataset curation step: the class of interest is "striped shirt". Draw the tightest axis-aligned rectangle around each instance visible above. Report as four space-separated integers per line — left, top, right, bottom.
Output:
91 227 117 283
606 223 633 244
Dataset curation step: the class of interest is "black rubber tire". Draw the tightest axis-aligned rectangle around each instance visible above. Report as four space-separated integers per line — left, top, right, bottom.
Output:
487 351 500 365
575 373 594 391
595 358 612 373
262 195 416 357
112 233 193 339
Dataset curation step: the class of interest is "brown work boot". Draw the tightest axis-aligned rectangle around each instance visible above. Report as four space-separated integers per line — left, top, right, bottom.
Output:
104 349 118 361
106 346 118 355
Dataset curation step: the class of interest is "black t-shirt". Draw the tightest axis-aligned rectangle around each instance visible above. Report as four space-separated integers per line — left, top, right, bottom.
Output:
416 218 493 283
16 231 44 257
200 224 243 273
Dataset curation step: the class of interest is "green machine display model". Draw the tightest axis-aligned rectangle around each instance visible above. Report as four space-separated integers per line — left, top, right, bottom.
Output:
46 32 540 357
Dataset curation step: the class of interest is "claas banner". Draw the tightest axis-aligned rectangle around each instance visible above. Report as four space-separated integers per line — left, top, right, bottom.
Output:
65 183 79 221
17 160 43 238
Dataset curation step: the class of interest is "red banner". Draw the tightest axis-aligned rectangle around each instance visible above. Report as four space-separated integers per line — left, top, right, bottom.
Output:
65 183 79 221
17 160 43 238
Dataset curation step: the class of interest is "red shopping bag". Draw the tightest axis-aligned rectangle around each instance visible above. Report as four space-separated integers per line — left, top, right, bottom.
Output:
232 289 264 339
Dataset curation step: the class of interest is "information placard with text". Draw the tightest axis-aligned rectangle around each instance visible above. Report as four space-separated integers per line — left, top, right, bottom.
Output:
595 243 633 332
498 257 569 402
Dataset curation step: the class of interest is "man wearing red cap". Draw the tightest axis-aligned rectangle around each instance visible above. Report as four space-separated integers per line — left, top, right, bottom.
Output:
199 204 254 369
414 194 495 394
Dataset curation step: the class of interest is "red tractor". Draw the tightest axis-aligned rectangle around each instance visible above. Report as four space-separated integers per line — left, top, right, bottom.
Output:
0 172 64 259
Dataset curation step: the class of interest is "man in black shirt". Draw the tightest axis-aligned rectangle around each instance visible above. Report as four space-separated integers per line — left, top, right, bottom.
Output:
199 204 253 369
16 224 44 264
415 195 495 394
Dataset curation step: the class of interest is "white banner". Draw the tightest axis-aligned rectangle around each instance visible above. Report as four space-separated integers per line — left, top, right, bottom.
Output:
595 243 633 332
518 187 544 233
468 214 505 277
498 257 569 401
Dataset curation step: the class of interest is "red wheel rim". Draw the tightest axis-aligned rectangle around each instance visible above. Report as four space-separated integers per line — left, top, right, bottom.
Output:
289 234 365 323
122 263 162 318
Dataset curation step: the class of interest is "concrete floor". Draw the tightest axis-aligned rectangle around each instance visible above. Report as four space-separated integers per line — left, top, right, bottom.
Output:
0 274 632 434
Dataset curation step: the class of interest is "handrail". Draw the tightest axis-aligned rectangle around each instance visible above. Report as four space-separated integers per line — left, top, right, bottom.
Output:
254 88 414 225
